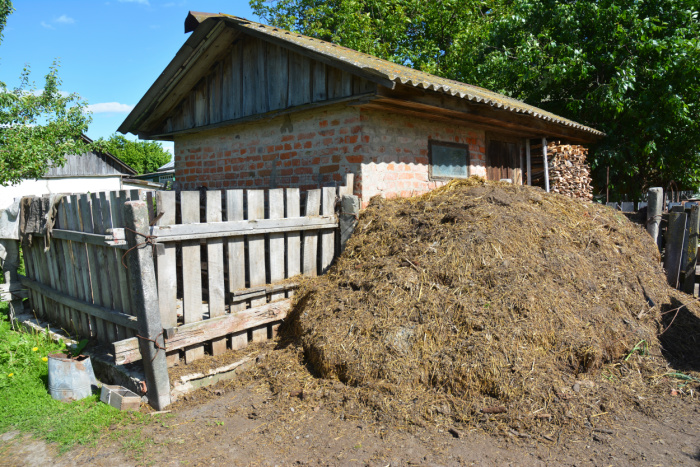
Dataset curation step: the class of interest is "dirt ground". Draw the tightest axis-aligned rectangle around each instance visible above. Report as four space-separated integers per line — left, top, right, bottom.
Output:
1 381 698 467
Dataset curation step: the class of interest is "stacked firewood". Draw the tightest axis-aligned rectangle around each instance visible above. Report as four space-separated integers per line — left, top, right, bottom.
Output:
531 142 593 200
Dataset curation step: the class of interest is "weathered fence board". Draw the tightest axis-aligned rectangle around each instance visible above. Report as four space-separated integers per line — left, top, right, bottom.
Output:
181 190 205 363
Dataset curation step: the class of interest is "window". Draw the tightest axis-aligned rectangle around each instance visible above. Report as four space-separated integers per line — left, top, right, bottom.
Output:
429 140 470 180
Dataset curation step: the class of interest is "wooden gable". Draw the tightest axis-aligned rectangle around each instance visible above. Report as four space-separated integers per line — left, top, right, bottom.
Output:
153 34 376 138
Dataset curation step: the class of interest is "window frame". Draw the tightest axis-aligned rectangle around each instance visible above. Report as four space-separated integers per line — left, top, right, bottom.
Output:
428 140 471 181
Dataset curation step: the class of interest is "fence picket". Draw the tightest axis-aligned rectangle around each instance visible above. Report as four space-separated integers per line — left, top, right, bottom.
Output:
65 196 92 337
206 190 227 355
225 189 248 350
57 200 82 336
321 187 335 273
247 190 267 342
78 194 102 339
156 191 178 329
303 189 321 276
90 193 118 344
286 189 301 295
181 191 204 363
268 189 285 302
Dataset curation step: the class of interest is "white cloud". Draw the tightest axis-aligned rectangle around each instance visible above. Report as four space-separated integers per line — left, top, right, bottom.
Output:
86 102 134 113
55 15 75 24
118 0 150 5
40 21 55 30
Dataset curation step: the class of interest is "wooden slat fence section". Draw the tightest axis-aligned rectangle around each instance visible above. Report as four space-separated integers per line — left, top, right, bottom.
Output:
23 176 353 371
20 191 154 346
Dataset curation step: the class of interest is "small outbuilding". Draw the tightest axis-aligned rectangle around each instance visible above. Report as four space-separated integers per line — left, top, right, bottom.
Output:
0 134 136 210
119 11 603 207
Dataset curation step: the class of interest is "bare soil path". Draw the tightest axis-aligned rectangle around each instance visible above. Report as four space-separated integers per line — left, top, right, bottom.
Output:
2 385 698 466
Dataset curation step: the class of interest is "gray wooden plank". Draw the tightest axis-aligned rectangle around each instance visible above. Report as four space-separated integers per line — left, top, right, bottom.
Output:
56 199 83 336
206 190 227 355
110 191 134 321
181 190 205 363
321 187 336 273
288 52 311 107
90 193 118 344
312 61 326 103
665 211 687 288
225 189 248 350
247 189 267 342
267 43 288 111
303 189 321 276
102 192 133 340
156 191 178 329
286 188 301 291
78 194 101 339
230 42 242 120
65 195 92 338
269 189 285 303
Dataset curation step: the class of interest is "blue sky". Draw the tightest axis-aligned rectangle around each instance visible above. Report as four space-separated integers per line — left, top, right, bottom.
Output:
1 0 261 157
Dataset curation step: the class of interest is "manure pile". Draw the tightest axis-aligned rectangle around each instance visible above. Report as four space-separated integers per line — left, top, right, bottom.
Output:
278 178 699 434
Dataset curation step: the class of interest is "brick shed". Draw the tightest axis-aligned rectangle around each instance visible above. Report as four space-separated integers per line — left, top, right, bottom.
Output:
119 11 603 207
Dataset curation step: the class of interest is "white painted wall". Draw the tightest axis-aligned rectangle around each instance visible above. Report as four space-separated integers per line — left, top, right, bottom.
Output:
0 176 123 209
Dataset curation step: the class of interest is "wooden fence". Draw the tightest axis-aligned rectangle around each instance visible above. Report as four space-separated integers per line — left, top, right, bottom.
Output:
18 177 356 408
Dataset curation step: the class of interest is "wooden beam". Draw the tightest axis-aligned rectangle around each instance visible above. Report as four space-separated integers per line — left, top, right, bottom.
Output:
542 137 550 192
38 229 128 250
151 215 337 242
147 93 375 140
525 139 532 186
375 86 601 143
19 275 139 330
360 101 541 140
113 299 291 365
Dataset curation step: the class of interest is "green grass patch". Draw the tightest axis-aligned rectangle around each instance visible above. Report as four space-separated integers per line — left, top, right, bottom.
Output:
0 302 152 454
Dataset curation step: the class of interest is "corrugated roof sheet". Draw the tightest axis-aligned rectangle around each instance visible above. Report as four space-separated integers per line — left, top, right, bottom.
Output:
188 12 603 137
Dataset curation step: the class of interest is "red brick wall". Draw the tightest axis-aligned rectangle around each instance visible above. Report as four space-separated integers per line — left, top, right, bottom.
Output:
174 103 488 207
358 108 486 207
175 104 363 191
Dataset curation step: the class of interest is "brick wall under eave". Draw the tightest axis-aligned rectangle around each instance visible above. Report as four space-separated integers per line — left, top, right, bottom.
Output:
174 104 364 192
357 107 487 207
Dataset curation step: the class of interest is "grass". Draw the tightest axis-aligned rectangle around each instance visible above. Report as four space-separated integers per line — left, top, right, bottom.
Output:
0 301 152 454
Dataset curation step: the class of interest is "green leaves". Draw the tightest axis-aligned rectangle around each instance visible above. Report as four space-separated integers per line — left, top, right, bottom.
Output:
0 62 92 186
474 0 700 197
96 134 171 175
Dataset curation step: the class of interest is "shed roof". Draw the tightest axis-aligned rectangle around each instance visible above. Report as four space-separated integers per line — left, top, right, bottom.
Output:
119 11 603 140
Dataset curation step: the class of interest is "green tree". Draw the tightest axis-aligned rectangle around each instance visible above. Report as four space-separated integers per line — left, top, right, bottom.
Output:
0 0 93 186
98 134 171 175
472 0 700 198
251 0 494 78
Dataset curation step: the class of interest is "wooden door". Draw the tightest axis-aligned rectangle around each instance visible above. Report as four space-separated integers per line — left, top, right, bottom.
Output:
486 140 518 181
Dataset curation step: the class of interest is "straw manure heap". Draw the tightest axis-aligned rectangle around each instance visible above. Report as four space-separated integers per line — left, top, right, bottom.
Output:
283 178 699 433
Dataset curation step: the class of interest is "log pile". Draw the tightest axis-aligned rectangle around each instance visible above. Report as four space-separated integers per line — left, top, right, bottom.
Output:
531 142 593 201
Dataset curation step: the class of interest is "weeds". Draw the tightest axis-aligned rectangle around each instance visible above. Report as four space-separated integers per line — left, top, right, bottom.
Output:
0 302 151 453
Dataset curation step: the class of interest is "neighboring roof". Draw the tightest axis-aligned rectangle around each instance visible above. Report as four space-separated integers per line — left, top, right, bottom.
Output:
157 159 174 171
120 11 603 139
45 134 137 177
79 134 137 175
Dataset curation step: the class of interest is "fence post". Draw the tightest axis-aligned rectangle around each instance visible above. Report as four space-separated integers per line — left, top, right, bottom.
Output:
123 200 171 410
664 207 687 289
339 195 360 253
646 187 663 248
681 204 700 295
0 239 24 325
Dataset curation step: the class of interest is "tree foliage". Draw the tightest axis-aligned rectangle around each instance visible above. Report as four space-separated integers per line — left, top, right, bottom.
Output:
251 0 492 78
97 134 171 175
0 0 93 186
252 0 700 198
473 0 700 198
